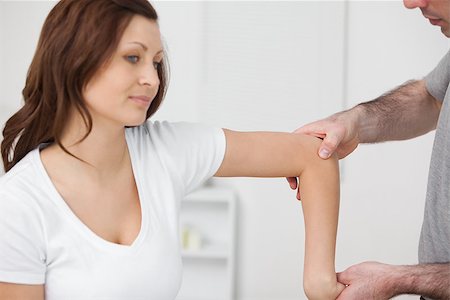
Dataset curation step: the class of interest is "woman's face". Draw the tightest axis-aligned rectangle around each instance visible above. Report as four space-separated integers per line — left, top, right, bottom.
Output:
83 15 163 128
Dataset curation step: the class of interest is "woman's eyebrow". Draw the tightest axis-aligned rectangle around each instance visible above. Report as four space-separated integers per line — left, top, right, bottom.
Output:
127 41 163 55
128 41 148 50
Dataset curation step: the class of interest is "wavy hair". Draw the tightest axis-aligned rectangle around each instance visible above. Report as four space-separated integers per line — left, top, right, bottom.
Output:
1 0 169 172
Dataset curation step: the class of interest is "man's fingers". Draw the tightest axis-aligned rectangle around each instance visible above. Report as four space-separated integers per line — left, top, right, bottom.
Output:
336 271 349 285
286 177 301 201
294 123 326 139
294 123 344 159
286 177 297 190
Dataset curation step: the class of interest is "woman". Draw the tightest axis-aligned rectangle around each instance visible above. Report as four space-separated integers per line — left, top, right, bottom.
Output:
0 0 344 299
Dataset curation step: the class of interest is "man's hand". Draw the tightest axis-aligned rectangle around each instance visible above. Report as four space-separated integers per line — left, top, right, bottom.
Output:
336 261 450 299
336 261 397 300
287 110 361 199
295 111 360 160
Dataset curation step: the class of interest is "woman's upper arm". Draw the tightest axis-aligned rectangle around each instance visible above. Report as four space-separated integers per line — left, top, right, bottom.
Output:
0 282 44 299
215 129 322 178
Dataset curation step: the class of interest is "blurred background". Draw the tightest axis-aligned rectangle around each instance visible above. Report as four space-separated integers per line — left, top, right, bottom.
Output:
0 1 448 299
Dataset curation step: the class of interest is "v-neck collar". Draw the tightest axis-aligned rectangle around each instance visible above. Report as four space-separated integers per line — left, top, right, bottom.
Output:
32 133 149 254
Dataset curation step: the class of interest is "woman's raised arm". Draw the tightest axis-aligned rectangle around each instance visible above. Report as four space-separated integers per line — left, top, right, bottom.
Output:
215 129 345 299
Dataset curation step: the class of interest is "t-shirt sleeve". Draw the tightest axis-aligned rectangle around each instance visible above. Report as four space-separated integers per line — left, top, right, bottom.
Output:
0 193 46 284
145 121 226 195
425 49 450 102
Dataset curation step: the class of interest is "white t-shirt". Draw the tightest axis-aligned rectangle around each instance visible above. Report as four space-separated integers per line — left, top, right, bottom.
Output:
0 121 226 300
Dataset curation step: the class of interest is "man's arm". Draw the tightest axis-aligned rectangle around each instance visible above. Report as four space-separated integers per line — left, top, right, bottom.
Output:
296 79 441 160
287 79 441 198
336 261 450 299
354 79 441 144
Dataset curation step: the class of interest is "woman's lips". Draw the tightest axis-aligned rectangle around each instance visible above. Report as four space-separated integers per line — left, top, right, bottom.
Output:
129 96 151 107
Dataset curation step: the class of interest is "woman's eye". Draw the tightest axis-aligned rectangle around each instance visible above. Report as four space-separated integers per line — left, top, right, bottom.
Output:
153 61 161 69
126 55 140 64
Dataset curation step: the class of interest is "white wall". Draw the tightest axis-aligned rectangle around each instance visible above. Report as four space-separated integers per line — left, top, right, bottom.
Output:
0 2 4 173
0 1 3 111
0 1 54 114
0 1 5 152
196 3 345 300
0 1 449 300
151 1 205 123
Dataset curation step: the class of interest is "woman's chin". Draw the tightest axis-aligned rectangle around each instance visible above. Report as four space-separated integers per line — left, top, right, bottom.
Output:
125 120 147 127
124 115 148 127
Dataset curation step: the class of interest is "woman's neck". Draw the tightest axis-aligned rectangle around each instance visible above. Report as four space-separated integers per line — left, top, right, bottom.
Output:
53 112 131 183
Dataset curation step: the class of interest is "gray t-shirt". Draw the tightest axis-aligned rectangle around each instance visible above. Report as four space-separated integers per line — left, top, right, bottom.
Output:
420 49 450 266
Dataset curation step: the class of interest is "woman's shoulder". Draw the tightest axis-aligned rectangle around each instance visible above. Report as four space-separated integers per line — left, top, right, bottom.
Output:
0 148 42 200
126 120 200 134
125 120 203 145
124 120 224 164
126 120 218 139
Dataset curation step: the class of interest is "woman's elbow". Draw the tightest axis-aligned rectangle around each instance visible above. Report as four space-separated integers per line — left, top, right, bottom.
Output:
294 134 339 177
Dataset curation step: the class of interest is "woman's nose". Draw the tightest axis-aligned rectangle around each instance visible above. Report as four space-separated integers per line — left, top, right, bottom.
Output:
139 67 160 87
403 0 428 9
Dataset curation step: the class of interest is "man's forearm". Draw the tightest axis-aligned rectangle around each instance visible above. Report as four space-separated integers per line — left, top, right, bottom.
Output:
389 263 450 299
349 80 441 143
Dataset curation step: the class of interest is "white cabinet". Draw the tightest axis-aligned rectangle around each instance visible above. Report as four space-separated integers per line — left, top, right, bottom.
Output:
176 187 237 300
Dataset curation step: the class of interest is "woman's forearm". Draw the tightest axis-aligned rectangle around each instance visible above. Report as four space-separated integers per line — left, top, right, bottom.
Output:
215 130 343 298
300 153 343 299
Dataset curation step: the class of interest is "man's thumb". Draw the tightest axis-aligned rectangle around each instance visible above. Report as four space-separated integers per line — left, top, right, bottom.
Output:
318 135 340 159
319 148 331 159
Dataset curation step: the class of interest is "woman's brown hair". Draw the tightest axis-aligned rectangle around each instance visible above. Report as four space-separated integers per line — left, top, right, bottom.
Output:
1 0 169 172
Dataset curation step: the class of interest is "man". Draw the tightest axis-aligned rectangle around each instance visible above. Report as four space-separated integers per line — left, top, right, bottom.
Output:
288 0 450 298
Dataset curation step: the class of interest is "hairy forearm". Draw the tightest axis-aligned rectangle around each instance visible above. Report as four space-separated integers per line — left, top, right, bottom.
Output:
349 80 441 143
301 153 341 299
389 263 450 299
